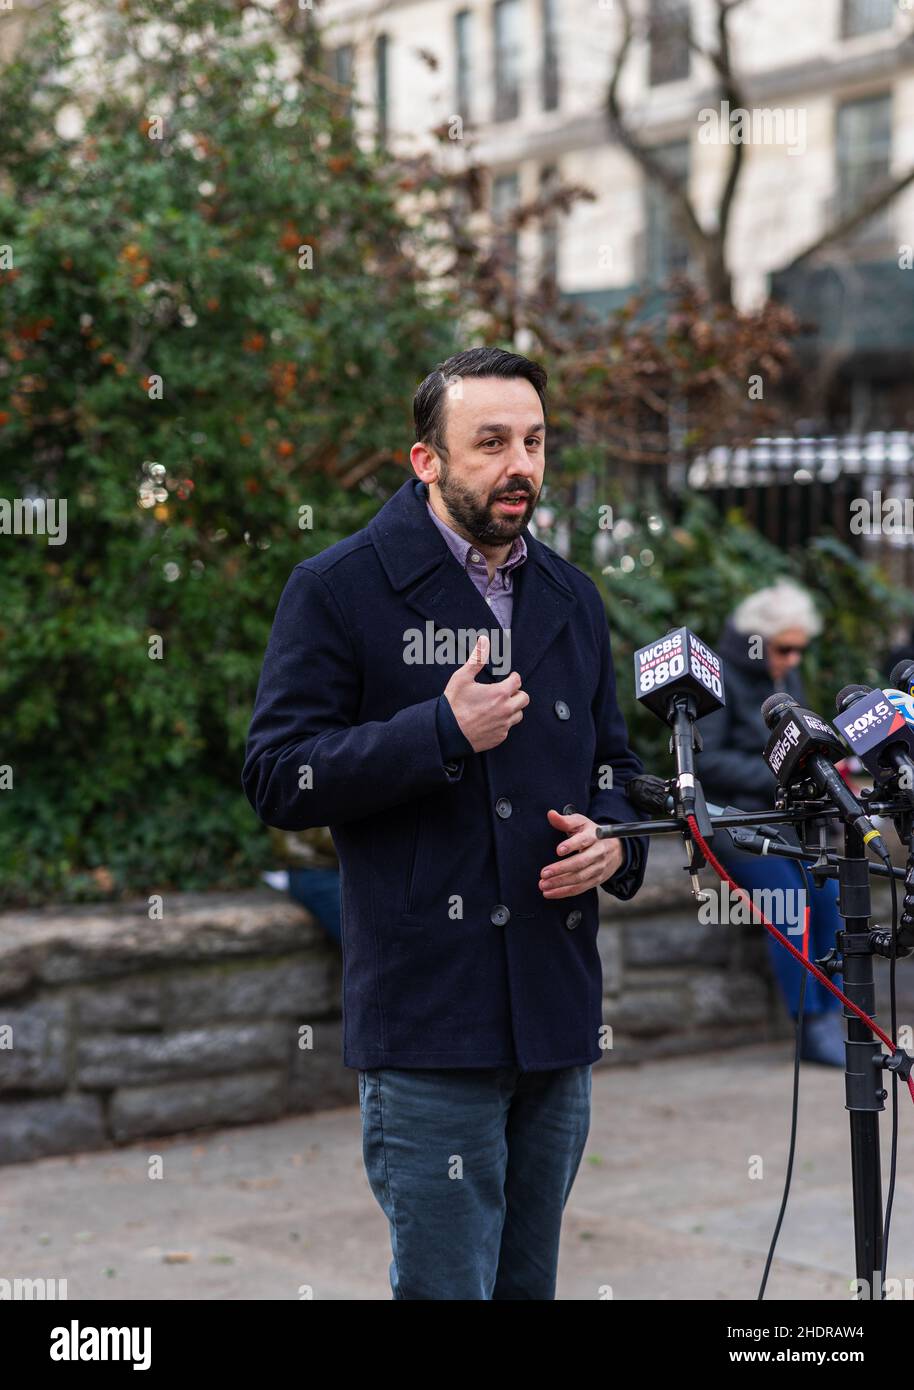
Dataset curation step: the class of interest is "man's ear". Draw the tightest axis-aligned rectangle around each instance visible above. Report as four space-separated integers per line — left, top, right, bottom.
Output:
410 440 439 484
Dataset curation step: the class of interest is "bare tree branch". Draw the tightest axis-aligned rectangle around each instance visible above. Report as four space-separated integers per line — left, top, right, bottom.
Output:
606 0 747 303
784 165 914 270
710 0 745 251
606 0 913 305
605 0 704 246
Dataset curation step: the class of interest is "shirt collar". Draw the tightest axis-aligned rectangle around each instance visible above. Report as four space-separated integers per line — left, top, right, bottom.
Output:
424 496 527 575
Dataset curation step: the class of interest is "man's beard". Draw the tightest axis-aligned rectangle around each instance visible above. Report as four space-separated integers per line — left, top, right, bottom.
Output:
437 460 537 544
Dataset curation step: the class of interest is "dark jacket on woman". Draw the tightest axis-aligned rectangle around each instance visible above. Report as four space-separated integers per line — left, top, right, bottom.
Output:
697 620 805 814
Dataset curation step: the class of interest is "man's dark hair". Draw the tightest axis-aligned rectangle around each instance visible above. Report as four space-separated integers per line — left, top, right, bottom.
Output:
413 347 548 461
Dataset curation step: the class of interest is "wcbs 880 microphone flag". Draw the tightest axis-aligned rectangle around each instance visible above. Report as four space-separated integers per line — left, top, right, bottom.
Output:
633 627 725 722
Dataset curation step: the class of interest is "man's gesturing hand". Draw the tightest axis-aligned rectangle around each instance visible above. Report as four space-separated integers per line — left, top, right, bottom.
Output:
538 808 624 899
443 635 529 753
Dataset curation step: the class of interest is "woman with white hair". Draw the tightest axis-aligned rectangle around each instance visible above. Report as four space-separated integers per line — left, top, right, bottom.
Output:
697 580 845 1066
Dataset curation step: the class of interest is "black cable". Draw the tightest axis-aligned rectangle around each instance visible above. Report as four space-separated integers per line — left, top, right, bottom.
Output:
757 859 812 1300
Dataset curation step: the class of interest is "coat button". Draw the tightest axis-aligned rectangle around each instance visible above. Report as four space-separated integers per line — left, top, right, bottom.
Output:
444 760 460 775
555 700 570 720
565 909 582 930
491 904 511 926
495 797 512 818
562 803 576 815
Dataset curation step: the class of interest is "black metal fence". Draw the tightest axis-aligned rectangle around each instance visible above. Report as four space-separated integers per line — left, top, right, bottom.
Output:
686 432 914 592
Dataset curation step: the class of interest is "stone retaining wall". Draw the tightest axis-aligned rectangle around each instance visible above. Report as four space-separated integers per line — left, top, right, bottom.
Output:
0 839 804 1164
0 893 350 1164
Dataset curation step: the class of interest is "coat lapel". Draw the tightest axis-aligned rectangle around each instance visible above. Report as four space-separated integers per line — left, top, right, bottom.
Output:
369 477 577 683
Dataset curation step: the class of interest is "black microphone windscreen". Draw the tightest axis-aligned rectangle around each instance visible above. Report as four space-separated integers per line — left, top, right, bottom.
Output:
761 692 796 729
890 659 914 691
626 774 672 816
835 684 871 713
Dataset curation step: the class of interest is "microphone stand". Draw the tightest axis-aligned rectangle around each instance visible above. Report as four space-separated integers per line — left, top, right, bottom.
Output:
597 784 914 1298
839 817 884 1294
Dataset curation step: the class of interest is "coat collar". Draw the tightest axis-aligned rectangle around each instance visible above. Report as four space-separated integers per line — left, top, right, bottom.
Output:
368 477 577 681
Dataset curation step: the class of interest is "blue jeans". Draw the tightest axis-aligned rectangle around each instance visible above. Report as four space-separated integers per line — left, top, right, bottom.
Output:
287 868 341 945
358 1063 592 1300
711 839 843 1017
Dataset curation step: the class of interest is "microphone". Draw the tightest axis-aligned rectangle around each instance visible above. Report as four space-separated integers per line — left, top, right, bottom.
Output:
886 687 914 731
633 627 725 721
633 627 725 822
761 693 891 861
889 659 914 700
626 772 789 842
626 773 674 817
834 684 914 791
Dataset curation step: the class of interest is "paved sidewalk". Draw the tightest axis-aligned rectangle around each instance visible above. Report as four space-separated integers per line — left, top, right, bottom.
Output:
2 1043 912 1300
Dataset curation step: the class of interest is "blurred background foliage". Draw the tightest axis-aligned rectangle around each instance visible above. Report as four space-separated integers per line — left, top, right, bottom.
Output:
1 0 911 906
0 0 455 904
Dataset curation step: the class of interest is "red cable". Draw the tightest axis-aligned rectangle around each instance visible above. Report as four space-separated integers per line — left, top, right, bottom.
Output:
686 814 914 1107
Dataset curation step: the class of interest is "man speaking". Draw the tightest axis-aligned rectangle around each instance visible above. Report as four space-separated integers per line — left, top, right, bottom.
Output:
242 347 648 1299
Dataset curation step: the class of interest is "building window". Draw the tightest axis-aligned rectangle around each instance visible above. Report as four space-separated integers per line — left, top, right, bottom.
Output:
643 140 690 285
329 43 354 120
539 165 559 284
375 34 389 146
494 0 521 123
841 0 894 39
492 170 520 278
648 0 690 87
541 0 559 111
455 10 472 123
835 93 892 243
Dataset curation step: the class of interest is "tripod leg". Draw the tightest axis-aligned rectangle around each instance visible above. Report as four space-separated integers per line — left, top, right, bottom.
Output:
837 846 885 1297
848 1104 883 1294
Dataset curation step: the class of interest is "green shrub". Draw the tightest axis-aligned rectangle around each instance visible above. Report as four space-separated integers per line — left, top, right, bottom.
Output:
0 0 453 905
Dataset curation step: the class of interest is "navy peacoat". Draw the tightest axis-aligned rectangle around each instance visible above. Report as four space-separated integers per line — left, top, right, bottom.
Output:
242 478 649 1070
